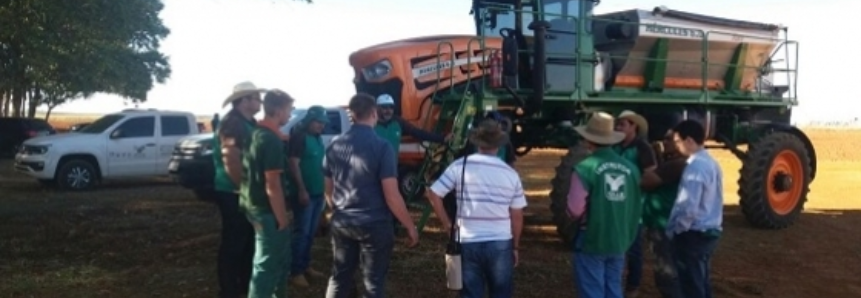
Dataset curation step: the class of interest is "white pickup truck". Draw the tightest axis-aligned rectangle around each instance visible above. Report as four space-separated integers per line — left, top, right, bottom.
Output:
14 109 200 190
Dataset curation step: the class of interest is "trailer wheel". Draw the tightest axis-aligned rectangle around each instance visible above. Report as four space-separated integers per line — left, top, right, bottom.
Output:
549 144 590 244
738 132 812 229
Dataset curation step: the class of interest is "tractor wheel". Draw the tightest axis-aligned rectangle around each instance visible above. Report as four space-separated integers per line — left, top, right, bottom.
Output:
738 132 812 229
549 144 590 244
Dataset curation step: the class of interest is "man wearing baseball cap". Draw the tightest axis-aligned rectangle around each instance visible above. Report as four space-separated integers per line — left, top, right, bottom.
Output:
286 105 329 287
212 81 265 298
374 93 450 163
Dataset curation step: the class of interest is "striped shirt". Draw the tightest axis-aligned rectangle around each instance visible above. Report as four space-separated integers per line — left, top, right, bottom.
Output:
429 153 527 243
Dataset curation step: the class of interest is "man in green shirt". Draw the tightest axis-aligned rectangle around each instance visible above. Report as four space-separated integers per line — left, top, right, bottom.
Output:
566 112 642 298
287 105 328 287
374 93 449 163
240 90 295 298
613 110 657 298
641 130 688 298
212 81 264 298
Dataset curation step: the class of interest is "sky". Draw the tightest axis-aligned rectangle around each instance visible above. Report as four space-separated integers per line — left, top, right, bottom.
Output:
50 0 859 123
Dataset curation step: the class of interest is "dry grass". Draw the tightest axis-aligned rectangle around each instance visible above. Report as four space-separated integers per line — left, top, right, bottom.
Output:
1 129 861 297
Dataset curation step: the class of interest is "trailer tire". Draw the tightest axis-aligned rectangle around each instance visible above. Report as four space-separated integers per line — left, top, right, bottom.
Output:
738 132 812 229
549 144 590 244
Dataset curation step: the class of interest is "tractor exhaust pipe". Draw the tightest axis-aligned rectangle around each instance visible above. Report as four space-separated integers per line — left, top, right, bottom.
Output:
528 20 550 114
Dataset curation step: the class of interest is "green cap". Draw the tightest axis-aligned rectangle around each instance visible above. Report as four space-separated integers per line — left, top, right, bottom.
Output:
302 105 329 124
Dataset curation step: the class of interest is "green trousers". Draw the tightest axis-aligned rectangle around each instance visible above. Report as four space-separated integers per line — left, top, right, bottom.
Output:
245 212 292 298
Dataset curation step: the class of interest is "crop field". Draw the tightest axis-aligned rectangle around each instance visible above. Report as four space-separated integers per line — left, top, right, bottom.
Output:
1 127 860 298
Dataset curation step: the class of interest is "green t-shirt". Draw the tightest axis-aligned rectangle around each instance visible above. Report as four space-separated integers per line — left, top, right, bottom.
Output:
239 127 289 215
574 147 642 255
213 112 256 192
374 120 402 153
288 130 326 196
642 158 687 229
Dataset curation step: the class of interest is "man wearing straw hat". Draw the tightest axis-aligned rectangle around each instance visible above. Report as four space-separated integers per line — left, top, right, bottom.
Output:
212 81 265 298
427 118 526 298
566 112 643 298
614 110 658 298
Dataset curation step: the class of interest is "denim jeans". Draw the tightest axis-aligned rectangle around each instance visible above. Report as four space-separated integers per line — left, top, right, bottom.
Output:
572 233 625 298
214 191 255 298
625 224 643 291
460 240 515 298
246 212 292 298
291 194 326 276
672 231 720 298
647 228 682 298
325 223 395 298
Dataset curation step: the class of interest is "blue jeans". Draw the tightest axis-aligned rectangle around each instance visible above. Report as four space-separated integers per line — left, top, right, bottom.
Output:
572 233 625 298
245 212 292 298
460 240 515 298
672 231 720 298
291 194 326 276
625 224 643 291
325 223 394 298
647 228 682 298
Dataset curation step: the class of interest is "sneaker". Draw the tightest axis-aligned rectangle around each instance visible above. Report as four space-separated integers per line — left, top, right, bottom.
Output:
291 275 310 287
305 267 326 279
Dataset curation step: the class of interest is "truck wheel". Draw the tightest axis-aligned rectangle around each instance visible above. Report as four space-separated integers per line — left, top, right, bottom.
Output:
738 132 812 229
549 144 590 244
398 166 423 203
56 159 98 191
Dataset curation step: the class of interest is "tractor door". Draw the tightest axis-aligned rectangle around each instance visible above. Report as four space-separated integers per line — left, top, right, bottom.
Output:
473 0 536 89
541 0 581 93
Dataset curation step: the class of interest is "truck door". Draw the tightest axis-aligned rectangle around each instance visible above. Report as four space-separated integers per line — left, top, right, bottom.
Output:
157 115 193 175
106 116 158 176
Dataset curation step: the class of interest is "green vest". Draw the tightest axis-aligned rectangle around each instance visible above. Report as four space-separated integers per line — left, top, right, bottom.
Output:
574 148 642 254
612 143 640 170
642 183 679 229
375 120 402 153
212 118 255 192
298 134 325 196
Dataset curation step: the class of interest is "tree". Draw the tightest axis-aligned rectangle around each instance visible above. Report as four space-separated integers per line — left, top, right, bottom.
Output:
0 0 171 118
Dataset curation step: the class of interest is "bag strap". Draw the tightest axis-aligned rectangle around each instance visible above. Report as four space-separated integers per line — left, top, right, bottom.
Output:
452 154 468 244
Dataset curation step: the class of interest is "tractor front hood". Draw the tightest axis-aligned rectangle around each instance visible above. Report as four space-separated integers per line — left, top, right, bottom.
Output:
349 34 503 83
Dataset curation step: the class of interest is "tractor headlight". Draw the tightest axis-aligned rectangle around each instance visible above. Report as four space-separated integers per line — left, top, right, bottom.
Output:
362 59 393 80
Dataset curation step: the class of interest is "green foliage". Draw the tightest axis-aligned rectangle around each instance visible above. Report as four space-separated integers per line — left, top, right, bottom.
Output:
0 0 171 116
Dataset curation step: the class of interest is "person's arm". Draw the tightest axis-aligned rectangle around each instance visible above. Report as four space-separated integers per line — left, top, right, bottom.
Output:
567 172 589 220
666 168 705 237
398 117 446 143
510 179 527 251
379 143 415 229
287 131 308 197
260 134 289 229
322 149 334 209
218 116 246 186
427 166 457 231
641 159 687 190
636 139 658 172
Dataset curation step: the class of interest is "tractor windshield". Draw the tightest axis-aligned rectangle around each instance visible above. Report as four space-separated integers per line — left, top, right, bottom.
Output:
473 0 582 37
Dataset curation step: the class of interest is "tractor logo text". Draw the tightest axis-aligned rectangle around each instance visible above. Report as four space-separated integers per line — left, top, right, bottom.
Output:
645 24 704 38
411 55 486 79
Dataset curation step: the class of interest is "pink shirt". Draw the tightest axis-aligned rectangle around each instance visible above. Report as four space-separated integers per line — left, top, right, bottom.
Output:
567 173 588 221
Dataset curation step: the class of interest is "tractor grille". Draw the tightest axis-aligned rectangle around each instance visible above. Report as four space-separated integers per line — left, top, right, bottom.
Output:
355 78 404 115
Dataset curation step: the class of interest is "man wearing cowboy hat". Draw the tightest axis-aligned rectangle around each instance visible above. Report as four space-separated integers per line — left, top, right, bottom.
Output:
614 110 658 298
427 118 527 298
566 112 643 298
286 105 329 287
211 81 265 298
374 93 450 163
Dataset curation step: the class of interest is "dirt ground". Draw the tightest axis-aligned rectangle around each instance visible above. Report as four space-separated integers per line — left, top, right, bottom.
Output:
1 128 860 298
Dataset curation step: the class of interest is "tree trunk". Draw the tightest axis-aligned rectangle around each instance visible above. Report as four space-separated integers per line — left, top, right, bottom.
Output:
45 104 57 121
28 87 41 118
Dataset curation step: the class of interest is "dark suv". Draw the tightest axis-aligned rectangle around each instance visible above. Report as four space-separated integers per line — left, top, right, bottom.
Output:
0 118 56 158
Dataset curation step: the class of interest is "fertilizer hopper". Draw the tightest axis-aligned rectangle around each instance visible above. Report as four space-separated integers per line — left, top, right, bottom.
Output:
592 6 784 94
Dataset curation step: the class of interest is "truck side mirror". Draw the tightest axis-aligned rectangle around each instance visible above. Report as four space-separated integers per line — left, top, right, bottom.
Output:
110 129 124 139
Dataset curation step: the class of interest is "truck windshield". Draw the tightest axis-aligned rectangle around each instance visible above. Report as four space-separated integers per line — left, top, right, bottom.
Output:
78 114 126 134
474 0 582 37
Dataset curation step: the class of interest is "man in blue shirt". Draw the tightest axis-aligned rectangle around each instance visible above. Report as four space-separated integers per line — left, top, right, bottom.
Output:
666 120 723 298
323 93 419 298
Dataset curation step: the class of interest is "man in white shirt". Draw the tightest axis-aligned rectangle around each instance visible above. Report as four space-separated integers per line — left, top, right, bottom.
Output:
426 119 527 298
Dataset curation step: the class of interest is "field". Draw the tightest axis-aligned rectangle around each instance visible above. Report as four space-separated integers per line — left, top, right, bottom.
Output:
1 127 861 298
